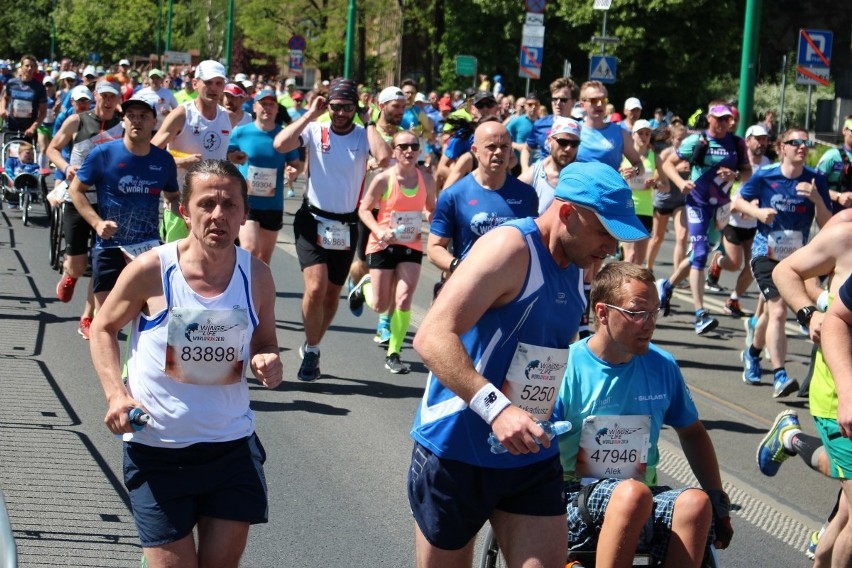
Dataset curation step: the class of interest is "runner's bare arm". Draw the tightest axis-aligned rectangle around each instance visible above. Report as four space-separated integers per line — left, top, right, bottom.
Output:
249 257 283 389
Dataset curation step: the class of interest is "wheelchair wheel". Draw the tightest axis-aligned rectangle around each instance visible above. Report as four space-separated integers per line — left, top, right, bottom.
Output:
21 191 30 226
477 526 507 568
49 203 65 271
40 176 50 217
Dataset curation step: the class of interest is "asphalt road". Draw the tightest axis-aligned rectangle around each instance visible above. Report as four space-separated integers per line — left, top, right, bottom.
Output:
0 194 836 568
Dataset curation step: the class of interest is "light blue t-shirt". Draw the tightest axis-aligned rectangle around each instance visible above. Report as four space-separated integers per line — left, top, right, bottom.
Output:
576 122 624 171
77 139 178 248
553 338 699 485
411 217 585 468
429 173 539 260
228 122 300 211
738 163 830 258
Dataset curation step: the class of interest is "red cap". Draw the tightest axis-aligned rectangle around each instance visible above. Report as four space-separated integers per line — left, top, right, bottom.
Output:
223 83 246 98
438 96 452 111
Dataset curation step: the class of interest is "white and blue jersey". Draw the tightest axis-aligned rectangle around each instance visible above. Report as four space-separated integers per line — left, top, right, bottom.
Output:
411 217 585 468
228 122 299 211
429 173 538 260
77 139 179 248
576 122 625 171
553 338 698 486
738 163 830 259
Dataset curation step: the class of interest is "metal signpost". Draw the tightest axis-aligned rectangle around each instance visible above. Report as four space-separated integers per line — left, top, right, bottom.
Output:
519 4 546 94
590 0 618 84
796 28 833 131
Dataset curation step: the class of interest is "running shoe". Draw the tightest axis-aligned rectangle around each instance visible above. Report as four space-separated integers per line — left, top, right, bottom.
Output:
756 409 800 476
694 311 718 335
347 274 370 317
385 353 410 374
741 350 762 384
297 343 321 382
287 189 296 198
724 298 745 318
78 317 93 340
744 314 757 350
706 251 722 288
656 278 673 317
773 370 799 398
806 525 826 560
375 327 391 348
56 275 77 303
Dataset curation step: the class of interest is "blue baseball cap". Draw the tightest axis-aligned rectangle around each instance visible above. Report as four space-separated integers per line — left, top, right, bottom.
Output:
554 162 648 242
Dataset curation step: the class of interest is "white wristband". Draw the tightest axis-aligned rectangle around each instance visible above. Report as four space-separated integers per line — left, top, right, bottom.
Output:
469 383 511 425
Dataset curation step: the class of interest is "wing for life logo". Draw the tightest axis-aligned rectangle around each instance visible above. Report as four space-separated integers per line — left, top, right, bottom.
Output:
119 175 159 195
469 211 515 236
594 423 642 445
165 307 248 385
524 357 566 382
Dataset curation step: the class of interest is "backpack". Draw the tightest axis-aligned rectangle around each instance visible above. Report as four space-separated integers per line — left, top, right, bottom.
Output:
690 131 744 170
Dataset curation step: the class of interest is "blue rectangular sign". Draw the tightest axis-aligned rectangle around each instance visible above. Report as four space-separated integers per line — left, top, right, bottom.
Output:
797 29 833 68
589 55 616 84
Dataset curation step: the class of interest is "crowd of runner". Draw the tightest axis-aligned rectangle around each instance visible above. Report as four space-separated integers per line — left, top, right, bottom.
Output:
2 53 852 568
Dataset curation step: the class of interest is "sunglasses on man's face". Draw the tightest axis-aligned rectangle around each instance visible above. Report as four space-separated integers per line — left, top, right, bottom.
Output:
552 97 572 104
582 97 608 106
329 103 355 113
553 138 580 149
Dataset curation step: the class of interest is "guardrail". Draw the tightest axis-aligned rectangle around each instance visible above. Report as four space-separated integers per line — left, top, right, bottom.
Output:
0 491 17 568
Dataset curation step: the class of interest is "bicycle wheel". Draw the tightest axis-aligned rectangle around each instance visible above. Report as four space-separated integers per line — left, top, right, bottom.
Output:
21 191 30 226
477 526 507 568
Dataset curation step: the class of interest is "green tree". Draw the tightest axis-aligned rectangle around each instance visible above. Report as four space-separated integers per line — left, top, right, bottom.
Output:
0 0 53 60
55 0 158 64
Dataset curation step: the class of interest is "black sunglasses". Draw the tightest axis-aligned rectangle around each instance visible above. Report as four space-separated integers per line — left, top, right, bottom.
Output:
395 143 420 151
553 97 572 103
783 138 813 148
553 138 580 149
329 103 355 112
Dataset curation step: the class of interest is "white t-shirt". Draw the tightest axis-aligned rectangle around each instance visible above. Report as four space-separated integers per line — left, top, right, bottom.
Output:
301 122 370 214
135 86 179 130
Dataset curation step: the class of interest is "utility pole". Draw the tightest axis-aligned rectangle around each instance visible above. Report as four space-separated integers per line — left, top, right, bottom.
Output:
344 0 356 78
737 0 762 136
225 0 234 75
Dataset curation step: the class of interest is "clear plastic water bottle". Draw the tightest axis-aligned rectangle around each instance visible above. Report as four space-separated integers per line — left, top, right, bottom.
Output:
128 408 150 432
488 420 572 454
379 224 406 249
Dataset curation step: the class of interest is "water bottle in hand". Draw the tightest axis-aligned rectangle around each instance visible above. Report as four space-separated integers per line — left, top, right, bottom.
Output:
128 408 150 432
488 420 572 454
379 224 406 249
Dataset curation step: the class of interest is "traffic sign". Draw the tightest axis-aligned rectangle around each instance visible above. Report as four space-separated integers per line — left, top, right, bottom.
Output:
455 55 477 77
525 0 546 14
796 66 829 87
797 29 832 68
163 50 191 65
288 35 307 51
593 0 613 9
525 12 544 25
288 49 304 77
518 45 542 79
589 55 616 84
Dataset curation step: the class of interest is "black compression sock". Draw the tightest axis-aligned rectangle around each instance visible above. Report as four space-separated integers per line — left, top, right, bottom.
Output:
791 433 825 472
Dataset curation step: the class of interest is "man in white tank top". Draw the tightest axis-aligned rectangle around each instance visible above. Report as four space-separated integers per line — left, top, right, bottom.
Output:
88 160 282 567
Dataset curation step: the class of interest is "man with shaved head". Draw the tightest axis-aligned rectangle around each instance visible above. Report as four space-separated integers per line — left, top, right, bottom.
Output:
427 121 538 285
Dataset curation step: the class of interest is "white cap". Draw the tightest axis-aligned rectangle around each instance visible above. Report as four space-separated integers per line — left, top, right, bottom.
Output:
119 59 130 67
745 124 769 138
632 119 652 133
378 86 405 105
551 116 582 138
234 72 248 82
414 92 428 104
43 75 55 85
285 78 296 87
240 80 253 90
70 85 93 101
95 80 121 96
624 97 642 110
195 60 227 81
83 65 97 77
59 70 77 81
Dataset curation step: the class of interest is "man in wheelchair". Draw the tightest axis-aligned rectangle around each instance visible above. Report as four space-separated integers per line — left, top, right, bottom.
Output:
2 141 40 209
552 262 732 568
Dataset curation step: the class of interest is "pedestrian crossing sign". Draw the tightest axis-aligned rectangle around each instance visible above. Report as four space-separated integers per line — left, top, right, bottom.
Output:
589 55 616 84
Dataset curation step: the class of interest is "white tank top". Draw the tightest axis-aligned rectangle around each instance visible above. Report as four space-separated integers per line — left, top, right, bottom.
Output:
169 101 233 189
530 159 556 215
124 242 258 448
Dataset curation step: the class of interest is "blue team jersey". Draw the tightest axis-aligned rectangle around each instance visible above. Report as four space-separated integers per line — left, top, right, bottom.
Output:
411 217 585 468
553 338 699 485
738 163 830 258
228 122 299 211
429 173 538 260
77 139 178 248
3 78 47 131
576 122 625 171
525 115 554 161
